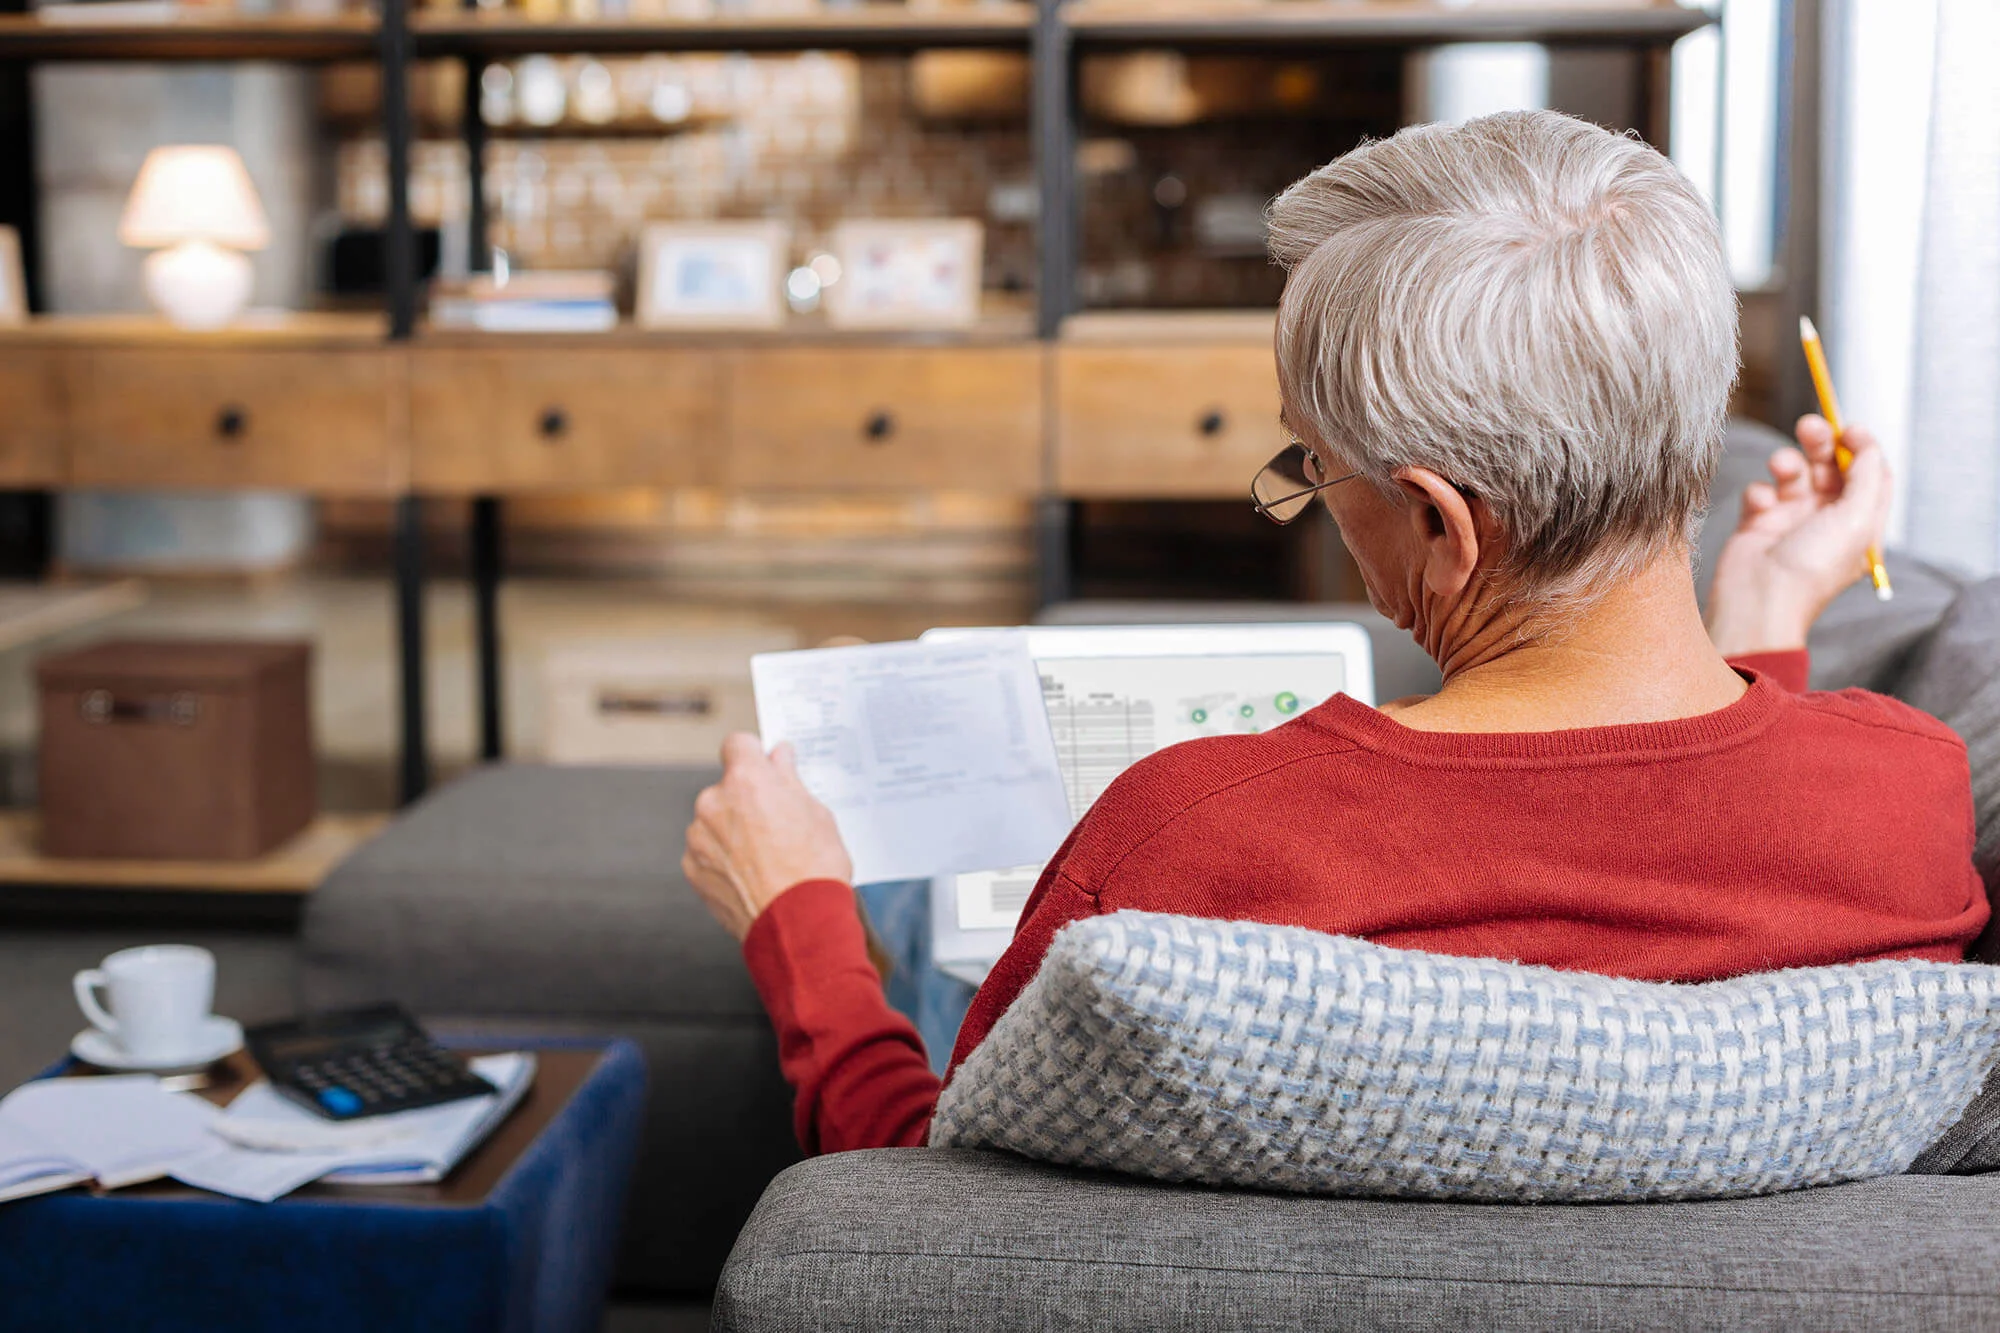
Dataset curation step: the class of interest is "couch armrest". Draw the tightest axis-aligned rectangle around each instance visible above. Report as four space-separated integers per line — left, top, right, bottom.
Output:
300 763 760 1021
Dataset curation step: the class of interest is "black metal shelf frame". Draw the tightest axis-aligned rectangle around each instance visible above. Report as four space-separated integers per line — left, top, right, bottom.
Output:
0 1 1713 803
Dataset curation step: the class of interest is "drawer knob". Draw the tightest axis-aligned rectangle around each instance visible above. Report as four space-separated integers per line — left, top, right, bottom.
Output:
863 411 896 444
539 408 568 440
1197 409 1226 438
215 406 247 440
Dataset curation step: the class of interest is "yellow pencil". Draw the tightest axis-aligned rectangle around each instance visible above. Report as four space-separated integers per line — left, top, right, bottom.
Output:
1799 316 1892 601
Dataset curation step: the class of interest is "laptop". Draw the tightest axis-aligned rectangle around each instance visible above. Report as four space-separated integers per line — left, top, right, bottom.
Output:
917 622 1375 986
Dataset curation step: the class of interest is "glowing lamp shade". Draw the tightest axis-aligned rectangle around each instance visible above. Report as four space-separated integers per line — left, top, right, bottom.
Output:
118 146 271 329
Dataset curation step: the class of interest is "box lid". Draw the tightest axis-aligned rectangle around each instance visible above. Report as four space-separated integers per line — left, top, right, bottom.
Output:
38 639 311 691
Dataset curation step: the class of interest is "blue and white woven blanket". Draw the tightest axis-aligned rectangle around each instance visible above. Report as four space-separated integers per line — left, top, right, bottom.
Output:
929 911 2000 1201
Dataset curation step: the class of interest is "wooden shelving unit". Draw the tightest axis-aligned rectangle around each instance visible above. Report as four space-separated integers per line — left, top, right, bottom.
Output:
412 300 1039 349
0 580 145 653
0 310 388 347
0 11 376 61
1063 1 1711 48
0 3 1712 61
0 812 387 893
1061 309 1277 345
411 6 1033 55
0 0 1716 802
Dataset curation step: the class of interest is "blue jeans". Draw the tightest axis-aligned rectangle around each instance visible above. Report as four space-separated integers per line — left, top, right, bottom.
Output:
855 880 978 1076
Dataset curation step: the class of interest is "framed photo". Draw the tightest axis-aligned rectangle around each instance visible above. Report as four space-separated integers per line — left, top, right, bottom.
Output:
0 227 24 326
826 219 983 331
635 221 789 330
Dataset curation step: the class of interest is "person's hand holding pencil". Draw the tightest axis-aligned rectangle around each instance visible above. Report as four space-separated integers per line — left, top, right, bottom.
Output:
1706 410 1893 660
1799 315 1893 600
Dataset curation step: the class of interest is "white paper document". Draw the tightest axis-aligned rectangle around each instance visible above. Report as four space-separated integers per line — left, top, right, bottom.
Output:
0 1074 219 1193
0 1113 95 1204
918 622 1374 984
0 1054 536 1207
752 635 1074 884
170 1053 537 1202
169 1142 355 1205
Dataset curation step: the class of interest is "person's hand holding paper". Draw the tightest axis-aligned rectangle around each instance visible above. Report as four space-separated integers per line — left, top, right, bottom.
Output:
682 735 855 940
682 633 1073 941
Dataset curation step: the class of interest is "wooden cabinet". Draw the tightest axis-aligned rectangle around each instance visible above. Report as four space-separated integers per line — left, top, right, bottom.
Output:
1054 342 1283 498
726 347 1043 493
410 346 722 492
6 316 1294 501
0 348 71 486
69 348 401 494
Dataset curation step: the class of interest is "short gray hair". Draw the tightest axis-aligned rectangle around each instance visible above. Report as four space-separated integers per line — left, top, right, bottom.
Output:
1269 110 1738 604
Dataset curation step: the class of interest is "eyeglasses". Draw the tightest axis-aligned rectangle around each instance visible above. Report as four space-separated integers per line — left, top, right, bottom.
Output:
1251 440 1360 524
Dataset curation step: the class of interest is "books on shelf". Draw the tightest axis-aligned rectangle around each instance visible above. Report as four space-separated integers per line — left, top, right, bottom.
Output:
430 270 618 333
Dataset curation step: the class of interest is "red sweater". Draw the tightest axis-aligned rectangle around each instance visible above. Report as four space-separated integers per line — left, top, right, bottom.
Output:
742 652 1989 1154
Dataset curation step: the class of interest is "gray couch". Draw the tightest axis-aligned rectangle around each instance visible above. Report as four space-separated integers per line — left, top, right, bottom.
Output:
299 419 2000 1317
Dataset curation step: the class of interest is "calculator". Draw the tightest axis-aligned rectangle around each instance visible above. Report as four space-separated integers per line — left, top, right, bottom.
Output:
245 1003 498 1121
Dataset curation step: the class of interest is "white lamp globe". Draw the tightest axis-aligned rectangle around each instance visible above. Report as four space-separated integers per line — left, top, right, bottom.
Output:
118 145 271 329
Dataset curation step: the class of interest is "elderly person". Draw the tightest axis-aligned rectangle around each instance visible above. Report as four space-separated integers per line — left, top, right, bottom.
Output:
683 111 1988 1155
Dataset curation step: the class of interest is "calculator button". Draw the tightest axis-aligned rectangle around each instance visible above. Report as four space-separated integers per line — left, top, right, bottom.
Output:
318 1087 363 1116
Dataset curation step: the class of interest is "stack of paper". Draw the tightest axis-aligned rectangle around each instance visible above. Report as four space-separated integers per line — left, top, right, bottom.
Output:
751 635 1074 884
0 1053 536 1207
172 1053 537 1202
0 1074 219 1202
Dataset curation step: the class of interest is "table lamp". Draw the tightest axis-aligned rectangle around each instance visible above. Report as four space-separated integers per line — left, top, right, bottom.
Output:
118 145 271 330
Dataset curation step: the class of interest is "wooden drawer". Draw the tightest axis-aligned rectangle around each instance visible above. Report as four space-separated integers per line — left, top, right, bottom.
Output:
411 348 721 492
726 347 1042 493
70 349 399 494
0 348 71 486
1054 344 1284 498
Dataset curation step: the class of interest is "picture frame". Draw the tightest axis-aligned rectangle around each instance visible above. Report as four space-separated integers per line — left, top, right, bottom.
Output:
0 226 24 326
826 219 983 331
634 220 789 330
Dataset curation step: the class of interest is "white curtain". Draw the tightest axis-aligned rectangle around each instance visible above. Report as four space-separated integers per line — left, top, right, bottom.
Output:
1824 0 2000 575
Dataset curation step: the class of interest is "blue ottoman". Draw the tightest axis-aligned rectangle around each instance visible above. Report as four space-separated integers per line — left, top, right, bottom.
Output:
0 1038 645 1333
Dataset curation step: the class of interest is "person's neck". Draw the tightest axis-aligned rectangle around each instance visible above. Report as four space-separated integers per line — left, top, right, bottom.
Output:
1383 552 1750 733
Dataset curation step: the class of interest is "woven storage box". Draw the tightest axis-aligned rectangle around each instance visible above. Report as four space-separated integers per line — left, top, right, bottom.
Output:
542 631 797 766
37 639 315 860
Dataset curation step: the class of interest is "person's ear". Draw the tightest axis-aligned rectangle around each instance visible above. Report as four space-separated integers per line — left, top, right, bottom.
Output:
1390 466 1489 600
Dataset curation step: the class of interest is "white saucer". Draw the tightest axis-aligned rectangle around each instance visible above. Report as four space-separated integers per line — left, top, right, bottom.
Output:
71 1016 244 1074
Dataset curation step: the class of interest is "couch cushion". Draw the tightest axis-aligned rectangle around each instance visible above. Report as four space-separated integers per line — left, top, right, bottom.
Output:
300 763 761 1021
1897 576 2000 905
931 912 2000 1202
714 1148 2000 1332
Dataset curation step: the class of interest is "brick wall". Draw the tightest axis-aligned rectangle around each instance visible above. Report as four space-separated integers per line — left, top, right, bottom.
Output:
331 48 1406 307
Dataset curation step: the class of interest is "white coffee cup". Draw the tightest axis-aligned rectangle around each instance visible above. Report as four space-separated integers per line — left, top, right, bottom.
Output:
73 944 216 1063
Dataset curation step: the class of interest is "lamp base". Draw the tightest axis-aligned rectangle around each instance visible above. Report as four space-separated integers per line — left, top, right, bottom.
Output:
142 240 254 330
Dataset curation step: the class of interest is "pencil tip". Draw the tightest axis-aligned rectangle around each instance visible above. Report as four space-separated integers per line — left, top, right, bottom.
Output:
1800 315 1819 342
